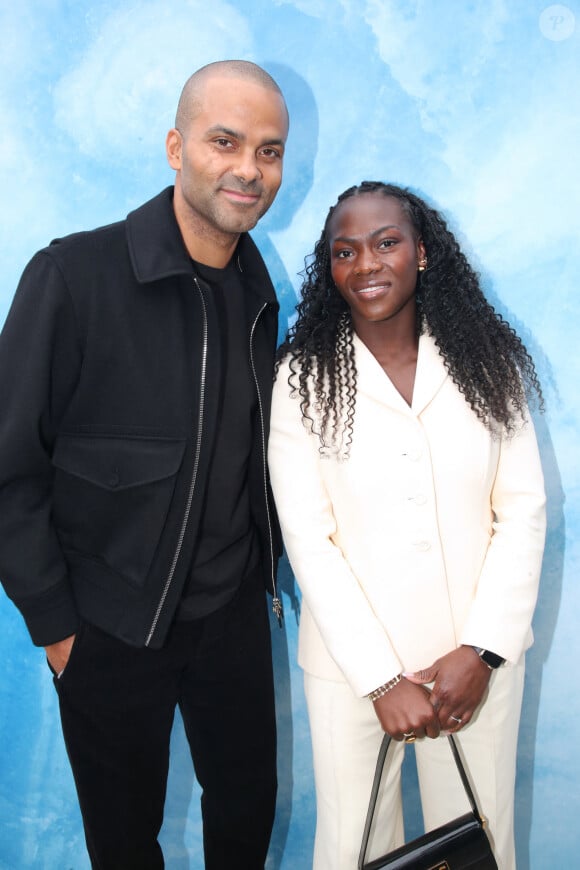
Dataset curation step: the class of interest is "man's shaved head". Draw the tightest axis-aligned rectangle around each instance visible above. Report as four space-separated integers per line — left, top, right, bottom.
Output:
166 58 288 264
175 60 287 134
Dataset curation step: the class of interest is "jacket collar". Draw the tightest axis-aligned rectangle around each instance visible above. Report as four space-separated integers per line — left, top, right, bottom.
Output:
353 331 448 417
126 187 192 282
125 186 278 307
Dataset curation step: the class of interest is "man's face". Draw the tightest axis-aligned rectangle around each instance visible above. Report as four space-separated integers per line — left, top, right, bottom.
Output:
167 76 288 240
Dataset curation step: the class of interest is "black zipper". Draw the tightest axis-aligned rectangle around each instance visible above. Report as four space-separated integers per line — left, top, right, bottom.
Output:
250 302 283 626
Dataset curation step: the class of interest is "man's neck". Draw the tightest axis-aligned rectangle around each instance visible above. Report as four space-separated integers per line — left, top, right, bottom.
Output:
181 227 239 268
172 191 239 269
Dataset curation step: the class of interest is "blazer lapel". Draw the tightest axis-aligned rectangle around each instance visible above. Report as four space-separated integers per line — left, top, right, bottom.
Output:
411 333 448 416
353 332 411 413
353 331 448 416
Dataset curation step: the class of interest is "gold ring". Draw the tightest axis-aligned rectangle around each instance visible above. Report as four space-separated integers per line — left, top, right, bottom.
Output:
403 731 417 743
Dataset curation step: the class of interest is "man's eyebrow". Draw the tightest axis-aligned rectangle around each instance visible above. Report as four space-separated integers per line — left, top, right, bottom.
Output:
205 125 285 148
206 125 243 139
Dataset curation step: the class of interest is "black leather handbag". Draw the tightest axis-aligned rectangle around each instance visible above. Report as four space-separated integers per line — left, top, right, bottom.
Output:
358 734 498 870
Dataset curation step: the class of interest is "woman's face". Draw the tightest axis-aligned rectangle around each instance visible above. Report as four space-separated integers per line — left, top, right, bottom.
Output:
328 192 425 329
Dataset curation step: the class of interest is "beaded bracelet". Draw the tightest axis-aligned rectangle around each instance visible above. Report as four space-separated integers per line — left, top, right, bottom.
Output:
367 674 402 701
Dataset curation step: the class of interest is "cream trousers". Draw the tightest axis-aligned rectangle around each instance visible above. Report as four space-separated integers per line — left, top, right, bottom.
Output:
304 659 525 870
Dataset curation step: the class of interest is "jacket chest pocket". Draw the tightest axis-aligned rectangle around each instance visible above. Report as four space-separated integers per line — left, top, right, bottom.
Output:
52 433 186 589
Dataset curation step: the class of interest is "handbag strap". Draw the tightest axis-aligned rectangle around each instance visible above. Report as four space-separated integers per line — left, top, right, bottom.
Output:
358 734 484 870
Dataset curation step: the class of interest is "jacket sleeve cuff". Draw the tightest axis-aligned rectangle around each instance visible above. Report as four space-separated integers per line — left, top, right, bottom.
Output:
17 581 80 647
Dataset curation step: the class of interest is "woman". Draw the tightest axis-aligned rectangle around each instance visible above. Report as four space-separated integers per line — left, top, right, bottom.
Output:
268 181 546 869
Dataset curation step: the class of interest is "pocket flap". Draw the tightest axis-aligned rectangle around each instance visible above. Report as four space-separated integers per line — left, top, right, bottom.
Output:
52 434 186 491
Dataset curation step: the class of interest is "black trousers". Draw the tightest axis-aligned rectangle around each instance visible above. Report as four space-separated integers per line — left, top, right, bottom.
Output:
53 572 277 870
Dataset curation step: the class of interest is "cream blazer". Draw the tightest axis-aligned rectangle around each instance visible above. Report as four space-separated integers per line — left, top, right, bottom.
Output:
269 333 546 698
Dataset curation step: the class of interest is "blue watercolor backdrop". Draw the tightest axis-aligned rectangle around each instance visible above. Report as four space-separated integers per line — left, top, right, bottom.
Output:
0 1 578 867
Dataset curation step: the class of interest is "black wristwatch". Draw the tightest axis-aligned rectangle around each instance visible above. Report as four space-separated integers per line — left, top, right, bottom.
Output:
471 646 505 669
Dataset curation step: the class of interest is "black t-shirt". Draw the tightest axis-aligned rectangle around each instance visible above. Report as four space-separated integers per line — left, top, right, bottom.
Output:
177 258 259 620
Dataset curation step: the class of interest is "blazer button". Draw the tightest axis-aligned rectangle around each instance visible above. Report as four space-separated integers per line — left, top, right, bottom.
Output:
412 540 431 552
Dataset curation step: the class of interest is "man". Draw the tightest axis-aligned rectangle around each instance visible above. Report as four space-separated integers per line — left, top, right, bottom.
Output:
0 60 289 869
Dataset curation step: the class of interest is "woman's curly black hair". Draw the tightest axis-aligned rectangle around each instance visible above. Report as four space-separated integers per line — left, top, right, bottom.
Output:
276 181 543 456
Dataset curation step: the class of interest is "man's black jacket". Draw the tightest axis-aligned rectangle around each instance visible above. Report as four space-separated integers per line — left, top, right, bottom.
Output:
0 187 282 648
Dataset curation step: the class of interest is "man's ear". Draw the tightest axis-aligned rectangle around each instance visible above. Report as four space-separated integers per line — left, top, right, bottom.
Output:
165 128 182 171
